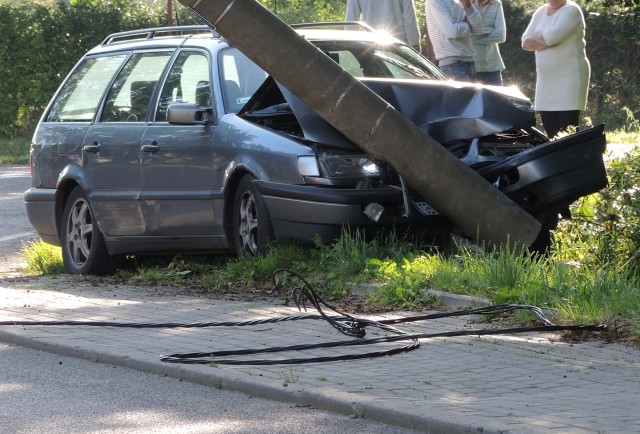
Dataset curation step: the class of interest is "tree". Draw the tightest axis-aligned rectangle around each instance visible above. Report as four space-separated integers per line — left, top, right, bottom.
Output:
258 0 344 23
593 0 640 44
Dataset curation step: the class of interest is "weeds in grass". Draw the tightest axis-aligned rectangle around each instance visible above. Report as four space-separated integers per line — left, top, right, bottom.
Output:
281 366 299 384
223 243 312 285
0 137 29 164
22 239 64 275
315 227 415 283
369 254 441 308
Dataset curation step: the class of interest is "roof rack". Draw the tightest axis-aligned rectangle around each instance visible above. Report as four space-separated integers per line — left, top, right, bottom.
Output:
290 21 376 32
101 25 218 46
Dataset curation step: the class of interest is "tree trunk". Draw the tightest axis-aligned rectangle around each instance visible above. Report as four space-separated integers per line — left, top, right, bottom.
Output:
179 0 542 249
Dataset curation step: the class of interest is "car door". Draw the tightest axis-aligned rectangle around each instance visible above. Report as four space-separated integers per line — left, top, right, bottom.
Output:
38 54 128 188
140 49 222 238
83 50 173 236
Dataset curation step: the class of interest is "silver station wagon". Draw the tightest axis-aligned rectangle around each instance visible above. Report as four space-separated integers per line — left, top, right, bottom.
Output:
25 24 607 275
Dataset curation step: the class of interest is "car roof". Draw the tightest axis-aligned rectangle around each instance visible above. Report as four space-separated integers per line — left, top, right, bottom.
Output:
84 22 406 56
84 26 225 56
293 22 405 45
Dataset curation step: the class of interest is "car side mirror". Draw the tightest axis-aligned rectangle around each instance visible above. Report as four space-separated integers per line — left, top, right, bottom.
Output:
167 103 210 125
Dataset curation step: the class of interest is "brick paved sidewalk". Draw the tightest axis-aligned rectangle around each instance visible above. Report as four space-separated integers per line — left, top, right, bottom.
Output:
1 275 639 433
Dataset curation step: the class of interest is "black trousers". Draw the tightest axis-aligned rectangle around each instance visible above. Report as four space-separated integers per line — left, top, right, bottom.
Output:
539 110 580 139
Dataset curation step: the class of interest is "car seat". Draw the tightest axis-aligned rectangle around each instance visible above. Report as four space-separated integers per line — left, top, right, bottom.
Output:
128 80 155 122
224 80 242 113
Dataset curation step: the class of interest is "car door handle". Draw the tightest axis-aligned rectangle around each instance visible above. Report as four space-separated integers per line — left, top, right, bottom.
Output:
83 142 100 153
142 142 159 153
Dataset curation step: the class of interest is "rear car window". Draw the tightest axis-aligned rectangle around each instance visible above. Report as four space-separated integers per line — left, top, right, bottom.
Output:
46 55 127 122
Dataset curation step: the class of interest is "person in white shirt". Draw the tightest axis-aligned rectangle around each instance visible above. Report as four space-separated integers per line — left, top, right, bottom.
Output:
425 0 484 81
346 0 422 50
472 0 506 85
522 0 590 139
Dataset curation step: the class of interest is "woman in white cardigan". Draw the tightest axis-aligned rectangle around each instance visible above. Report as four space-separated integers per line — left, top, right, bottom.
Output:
522 0 590 139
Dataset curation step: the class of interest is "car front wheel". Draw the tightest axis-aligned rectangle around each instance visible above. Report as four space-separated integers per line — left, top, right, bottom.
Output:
232 175 274 257
61 187 113 275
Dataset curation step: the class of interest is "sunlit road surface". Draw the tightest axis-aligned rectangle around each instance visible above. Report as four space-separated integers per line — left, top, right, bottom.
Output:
0 165 36 273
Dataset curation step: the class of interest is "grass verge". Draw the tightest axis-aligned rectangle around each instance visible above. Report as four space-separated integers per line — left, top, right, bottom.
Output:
0 137 29 164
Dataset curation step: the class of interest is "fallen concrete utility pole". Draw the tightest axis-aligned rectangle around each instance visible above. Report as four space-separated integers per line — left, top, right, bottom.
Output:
178 0 542 249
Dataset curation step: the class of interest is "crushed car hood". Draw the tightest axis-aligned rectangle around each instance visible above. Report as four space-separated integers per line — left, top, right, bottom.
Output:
241 77 536 148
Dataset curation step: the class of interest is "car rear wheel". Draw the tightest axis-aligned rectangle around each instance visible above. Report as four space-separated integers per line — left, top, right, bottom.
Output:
232 175 274 257
61 187 113 275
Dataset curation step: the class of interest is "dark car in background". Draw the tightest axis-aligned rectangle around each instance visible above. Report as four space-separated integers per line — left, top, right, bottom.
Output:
24 24 607 275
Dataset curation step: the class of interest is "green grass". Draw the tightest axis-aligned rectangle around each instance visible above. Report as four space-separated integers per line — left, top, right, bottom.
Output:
0 137 29 164
607 130 639 146
22 239 64 275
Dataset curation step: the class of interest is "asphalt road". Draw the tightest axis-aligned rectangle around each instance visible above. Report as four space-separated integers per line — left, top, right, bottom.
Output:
0 342 416 434
0 164 36 273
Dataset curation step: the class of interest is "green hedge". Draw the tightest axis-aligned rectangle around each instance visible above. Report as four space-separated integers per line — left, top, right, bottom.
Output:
0 0 638 141
0 0 176 138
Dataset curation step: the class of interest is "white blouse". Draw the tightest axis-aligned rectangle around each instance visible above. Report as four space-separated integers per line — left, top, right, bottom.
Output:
521 1 590 111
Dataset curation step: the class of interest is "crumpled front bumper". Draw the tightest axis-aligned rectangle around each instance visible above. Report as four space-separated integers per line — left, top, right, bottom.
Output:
477 124 607 224
254 182 449 243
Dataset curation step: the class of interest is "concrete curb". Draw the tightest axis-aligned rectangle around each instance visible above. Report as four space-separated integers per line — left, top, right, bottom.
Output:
350 282 492 310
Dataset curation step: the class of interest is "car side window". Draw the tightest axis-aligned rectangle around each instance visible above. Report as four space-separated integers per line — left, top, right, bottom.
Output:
156 50 211 122
101 51 172 122
220 48 268 113
46 55 127 122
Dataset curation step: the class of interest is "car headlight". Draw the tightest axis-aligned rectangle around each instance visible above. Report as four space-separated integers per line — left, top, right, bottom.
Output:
297 155 321 177
317 153 382 178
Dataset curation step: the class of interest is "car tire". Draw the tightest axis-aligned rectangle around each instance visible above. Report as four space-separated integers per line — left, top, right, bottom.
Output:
61 187 113 275
232 175 274 257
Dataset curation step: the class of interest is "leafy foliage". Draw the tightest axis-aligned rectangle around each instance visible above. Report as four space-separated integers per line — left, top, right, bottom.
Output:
0 0 168 138
564 147 640 271
585 0 640 44
258 0 345 23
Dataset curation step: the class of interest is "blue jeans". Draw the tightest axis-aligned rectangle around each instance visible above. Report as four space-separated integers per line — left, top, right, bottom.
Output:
476 71 503 86
440 61 476 82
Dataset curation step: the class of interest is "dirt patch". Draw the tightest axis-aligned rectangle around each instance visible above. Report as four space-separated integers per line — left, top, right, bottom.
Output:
561 320 640 351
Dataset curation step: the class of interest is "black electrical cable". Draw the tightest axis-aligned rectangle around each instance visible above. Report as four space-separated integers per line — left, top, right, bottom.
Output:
0 268 606 365
160 269 603 365
159 324 604 365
